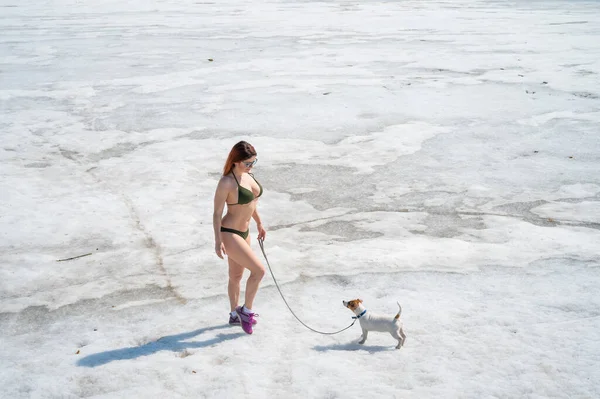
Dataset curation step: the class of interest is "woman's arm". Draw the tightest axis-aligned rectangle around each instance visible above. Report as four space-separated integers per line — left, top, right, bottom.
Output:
252 208 266 240
213 178 229 258
251 208 262 226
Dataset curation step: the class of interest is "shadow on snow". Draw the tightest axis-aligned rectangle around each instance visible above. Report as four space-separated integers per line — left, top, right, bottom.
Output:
313 342 394 353
77 324 242 367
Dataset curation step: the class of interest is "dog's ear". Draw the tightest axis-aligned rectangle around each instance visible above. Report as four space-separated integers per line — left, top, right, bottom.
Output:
358 299 363 303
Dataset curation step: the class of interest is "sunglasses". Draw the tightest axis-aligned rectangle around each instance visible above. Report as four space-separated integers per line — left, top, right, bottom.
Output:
242 159 258 168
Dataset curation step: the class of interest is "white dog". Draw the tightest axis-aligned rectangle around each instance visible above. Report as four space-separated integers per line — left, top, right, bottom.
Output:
343 299 406 349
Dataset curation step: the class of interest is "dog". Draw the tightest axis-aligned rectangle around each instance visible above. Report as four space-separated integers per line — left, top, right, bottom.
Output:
343 299 406 349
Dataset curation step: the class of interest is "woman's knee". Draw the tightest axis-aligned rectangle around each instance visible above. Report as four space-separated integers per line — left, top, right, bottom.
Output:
229 272 243 284
250 265 266 280
228 265 244 283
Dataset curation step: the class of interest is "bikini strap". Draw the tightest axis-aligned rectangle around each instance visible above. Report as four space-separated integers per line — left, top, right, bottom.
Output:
231 172 240 186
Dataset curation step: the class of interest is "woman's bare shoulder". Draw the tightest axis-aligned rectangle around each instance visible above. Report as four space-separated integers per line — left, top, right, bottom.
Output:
217 174 236 189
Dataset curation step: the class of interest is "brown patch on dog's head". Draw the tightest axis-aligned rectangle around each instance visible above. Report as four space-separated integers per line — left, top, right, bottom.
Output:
343 299 363 311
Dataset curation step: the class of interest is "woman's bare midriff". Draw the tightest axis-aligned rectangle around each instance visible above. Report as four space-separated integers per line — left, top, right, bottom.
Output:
221 202 256 231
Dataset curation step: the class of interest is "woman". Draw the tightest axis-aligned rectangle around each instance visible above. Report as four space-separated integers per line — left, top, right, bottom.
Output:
213 141 266 334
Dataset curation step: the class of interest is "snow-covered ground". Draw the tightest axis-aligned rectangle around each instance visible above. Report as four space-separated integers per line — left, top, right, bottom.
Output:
1 0 600 397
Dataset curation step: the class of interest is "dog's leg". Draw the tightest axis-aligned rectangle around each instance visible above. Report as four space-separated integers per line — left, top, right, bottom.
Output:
391 329 404 349
358 329 368 345
399 327 406 347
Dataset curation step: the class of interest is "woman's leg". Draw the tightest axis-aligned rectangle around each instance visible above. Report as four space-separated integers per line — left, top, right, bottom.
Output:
227 257 245 312
221 232 265 310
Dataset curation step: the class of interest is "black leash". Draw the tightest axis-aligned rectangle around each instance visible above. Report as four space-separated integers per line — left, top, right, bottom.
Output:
257 238 357 335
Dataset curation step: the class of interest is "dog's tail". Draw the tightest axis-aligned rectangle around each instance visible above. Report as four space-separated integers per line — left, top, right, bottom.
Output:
394 302 402 320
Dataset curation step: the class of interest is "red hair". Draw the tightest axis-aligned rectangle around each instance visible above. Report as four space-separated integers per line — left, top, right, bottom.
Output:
223 141 257 175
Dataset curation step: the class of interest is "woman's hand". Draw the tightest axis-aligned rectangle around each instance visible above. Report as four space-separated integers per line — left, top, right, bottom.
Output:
215 241 226 259
257 223 267 241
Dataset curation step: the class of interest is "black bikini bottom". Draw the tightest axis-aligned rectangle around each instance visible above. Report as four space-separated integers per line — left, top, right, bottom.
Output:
220 226 249 240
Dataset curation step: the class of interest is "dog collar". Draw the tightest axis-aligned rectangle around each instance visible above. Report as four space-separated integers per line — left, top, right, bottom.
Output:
352 309 367 319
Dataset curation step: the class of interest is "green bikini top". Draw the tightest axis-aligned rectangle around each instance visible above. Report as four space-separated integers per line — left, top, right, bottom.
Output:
227 173 263 205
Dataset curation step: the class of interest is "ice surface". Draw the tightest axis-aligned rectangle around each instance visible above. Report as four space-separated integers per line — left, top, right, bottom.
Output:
1 0 599 398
